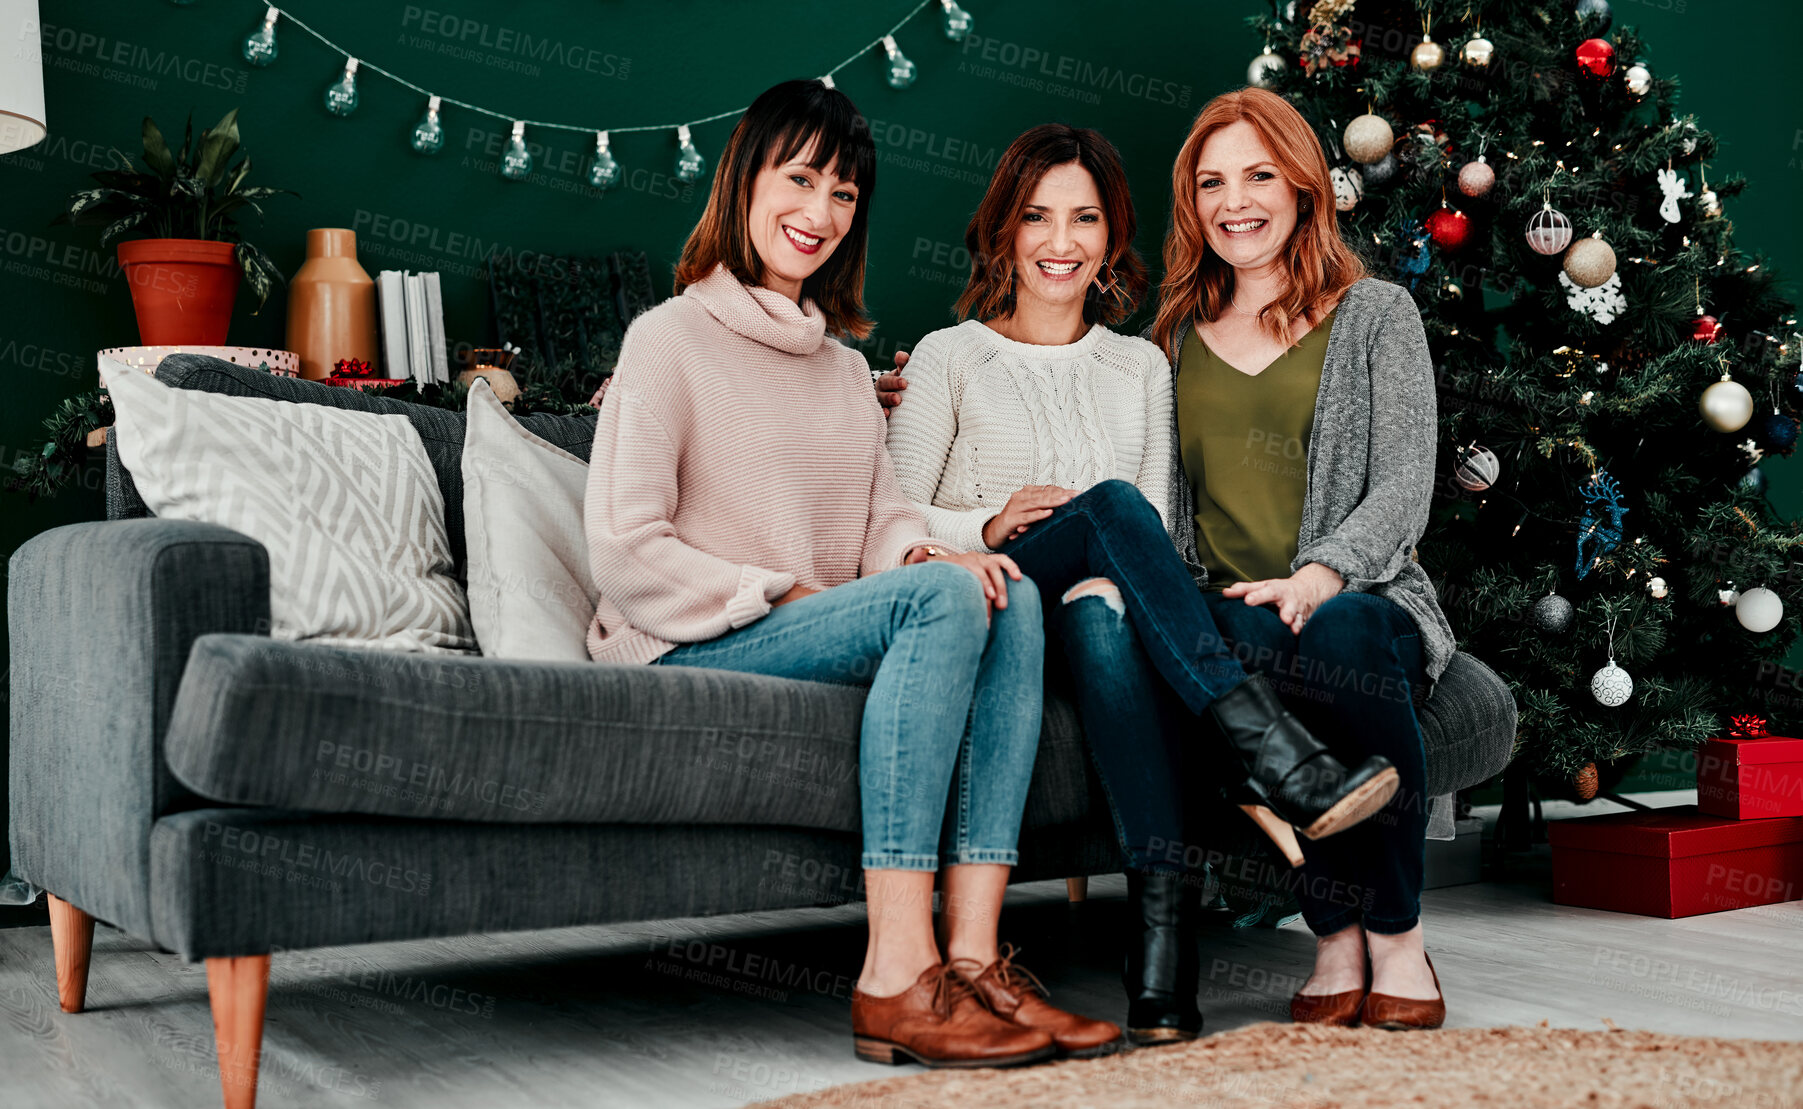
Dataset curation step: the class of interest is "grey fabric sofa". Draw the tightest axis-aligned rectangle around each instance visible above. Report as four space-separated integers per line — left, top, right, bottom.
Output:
8 354 1517 1108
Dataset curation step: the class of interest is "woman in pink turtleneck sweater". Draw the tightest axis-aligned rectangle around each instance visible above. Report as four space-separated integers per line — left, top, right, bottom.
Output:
583 80 1117 1068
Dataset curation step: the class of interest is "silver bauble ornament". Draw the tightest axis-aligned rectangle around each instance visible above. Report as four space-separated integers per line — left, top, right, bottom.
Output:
1527 206 1574 255
1591 660 1633 707
1460 35 1495 67
1679 121 1699 156
1698 189 1721 218
1344 114 1395 165
1563 236 1617 288
1718 584 1740 606
1457 158 1495 198
1624 63 1651 96
1531 593 1575 634
1699 374 1755 433
1248 46 1288 88
1646 576 1669 599
1410 36 1445 71
1330 166 1363 212
1454 444 1500 491
1360 152 1399 188
1575 0 1613 33
1735 587 1784 634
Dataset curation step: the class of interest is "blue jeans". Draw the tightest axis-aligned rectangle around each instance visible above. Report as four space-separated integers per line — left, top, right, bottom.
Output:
1203 591 1428 935
997 479 1251 871
655 561 1044 872
1065 582 1430 933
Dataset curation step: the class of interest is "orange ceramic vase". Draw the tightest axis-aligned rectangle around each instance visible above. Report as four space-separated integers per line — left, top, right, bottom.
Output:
286 228 379 380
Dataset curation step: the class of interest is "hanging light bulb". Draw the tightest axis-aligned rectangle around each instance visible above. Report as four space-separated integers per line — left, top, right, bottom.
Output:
500 121 533 180
939 0 975 41
674 124 705 183
324 57 360 117
242 6 279 67
881 35 917 89
410 95 445 154
587 131 620 190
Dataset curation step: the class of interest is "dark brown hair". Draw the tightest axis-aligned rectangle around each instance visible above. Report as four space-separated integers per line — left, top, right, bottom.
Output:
674 79 878 338
1152 87 1367 353
955 123 1148 326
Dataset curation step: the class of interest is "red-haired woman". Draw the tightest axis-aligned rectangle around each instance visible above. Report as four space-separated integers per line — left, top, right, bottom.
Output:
1140 87 1452 1031
883 123 1402 1045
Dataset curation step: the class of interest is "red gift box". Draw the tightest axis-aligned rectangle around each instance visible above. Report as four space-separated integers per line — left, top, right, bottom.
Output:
1550 805 1803 918
1697 736 1803 819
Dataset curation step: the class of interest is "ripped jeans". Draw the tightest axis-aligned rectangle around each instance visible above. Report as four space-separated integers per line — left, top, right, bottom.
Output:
996 479 1251 871
1010 482 1432 933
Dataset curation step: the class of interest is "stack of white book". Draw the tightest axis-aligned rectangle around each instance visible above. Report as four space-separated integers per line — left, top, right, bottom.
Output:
376 270 449 384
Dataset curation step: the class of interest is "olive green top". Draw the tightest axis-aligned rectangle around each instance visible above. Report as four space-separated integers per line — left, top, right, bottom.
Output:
1176 311 1335 591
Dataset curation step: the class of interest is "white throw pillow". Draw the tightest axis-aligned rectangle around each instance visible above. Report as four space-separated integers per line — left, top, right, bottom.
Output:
460 377 599 660
100 356 476 654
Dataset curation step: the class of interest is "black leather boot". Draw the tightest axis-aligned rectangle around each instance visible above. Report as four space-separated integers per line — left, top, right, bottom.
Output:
1207 673 1399 866
1122 869 1203 1046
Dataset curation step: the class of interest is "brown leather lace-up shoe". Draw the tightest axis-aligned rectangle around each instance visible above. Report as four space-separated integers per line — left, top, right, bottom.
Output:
963 945 1123 1058
851 963 1056 1068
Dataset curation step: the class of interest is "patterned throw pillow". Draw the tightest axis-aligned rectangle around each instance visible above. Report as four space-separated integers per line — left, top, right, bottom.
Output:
461 378 599 660
100 356 476 654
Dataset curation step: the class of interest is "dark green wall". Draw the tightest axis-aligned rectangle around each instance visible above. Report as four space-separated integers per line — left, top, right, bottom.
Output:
3 2 1799 880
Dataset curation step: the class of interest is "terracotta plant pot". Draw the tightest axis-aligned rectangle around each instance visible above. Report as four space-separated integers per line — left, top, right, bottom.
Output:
287 228 379 381
116 239 241 346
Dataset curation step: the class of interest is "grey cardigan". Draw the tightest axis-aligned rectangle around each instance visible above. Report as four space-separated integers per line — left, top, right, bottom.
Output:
1147 277 1457 689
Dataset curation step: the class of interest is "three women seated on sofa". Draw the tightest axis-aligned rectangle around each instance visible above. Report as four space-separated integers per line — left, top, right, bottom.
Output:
583 78 1450 1068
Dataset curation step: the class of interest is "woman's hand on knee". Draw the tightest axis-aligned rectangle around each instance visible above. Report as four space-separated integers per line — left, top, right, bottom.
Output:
1220 563 1344 634
981 485 1074 549
908 549 1023 616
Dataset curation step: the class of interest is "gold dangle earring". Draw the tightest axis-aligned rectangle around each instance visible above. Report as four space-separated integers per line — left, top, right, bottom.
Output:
1093 258 1121 302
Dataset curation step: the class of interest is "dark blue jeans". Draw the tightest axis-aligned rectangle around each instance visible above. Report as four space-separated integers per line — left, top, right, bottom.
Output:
997 480 1251 872
1202 591 1428 935
1005 481 1431 935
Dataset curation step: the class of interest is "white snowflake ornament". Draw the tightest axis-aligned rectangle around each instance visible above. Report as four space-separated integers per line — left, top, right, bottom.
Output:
1560 270 1626 324
1655 167 1692 224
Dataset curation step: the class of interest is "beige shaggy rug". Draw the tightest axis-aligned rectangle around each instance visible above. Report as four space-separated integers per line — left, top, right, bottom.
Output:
759 1022 1803 1108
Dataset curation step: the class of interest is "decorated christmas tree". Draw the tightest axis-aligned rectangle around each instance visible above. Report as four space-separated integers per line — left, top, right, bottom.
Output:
1247 0 1802 807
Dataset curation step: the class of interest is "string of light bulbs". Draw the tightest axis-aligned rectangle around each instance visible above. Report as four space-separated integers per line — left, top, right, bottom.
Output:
236 0 976 187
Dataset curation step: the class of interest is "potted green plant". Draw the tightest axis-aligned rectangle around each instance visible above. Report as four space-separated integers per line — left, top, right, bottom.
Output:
57 108 291 345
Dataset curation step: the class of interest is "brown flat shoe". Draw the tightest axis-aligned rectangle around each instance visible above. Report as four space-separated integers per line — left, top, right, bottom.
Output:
1291 954 1368 1026
852 963 1057 1068
963 945 1123 1058
1360 954 1445 1031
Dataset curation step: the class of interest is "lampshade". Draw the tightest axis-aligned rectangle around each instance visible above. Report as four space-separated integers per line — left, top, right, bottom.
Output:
0 0 47 155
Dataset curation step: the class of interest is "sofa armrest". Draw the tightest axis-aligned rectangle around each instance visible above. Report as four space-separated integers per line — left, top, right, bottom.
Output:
8 519 270 941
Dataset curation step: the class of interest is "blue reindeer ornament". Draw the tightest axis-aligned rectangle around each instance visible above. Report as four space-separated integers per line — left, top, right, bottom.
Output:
1574 470 1628 580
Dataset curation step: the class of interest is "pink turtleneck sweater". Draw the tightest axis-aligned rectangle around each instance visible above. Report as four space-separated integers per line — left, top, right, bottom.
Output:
585 264 945 665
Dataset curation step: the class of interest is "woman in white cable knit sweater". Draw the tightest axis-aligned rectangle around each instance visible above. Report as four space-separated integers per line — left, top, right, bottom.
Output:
885 124 1400 1047
886 310 1173 555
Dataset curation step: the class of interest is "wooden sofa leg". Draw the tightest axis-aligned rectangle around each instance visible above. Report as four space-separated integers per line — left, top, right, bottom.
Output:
1066 876 1088 903
46 894 95 1013
207 955 271 1109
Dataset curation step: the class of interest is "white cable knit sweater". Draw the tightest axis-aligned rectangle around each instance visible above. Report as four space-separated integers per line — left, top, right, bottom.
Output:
885 319 1175 553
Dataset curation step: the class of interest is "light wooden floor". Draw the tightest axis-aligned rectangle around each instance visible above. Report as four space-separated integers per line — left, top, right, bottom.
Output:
3 792 1800 1108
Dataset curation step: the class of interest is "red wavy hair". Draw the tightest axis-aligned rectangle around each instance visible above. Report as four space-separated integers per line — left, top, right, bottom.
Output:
1151 87 1366 354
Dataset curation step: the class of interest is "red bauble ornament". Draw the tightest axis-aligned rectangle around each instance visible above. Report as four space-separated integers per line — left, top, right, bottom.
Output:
1425 207 1473 252
1691 315 1723 344
1575 38 1616 79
